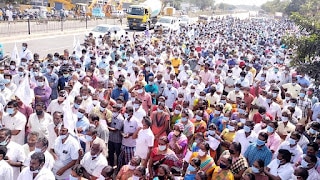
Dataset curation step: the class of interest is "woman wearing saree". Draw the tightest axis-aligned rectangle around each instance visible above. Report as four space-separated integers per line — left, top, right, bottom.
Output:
151 102 170 147
148 136 180 179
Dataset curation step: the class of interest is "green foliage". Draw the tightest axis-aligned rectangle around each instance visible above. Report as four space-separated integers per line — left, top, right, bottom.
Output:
189 0 214 10
284 0 320 86
261 0 289 14
216 3 236 11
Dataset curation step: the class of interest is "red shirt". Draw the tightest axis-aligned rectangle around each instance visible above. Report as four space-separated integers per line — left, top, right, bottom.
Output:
252 112 273 124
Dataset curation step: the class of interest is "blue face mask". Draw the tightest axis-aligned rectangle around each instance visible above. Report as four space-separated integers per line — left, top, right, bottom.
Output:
6 108 14 115
243 125 251 133
251 166 259 173
187 164 196 172
256 139 265 146
266 125 274 133
77 111 84 119
74 103 80 109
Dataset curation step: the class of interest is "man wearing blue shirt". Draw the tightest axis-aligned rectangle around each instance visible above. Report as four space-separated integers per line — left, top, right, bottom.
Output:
244 132 272 166
111 77 129 102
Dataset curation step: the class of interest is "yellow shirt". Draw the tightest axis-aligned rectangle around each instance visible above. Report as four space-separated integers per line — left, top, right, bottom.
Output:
91 106 112 124
171 58 182 74
221 129 236 143
211 166 234 180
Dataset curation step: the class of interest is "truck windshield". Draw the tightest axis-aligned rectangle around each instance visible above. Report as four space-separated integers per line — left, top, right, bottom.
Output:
128 7 144 15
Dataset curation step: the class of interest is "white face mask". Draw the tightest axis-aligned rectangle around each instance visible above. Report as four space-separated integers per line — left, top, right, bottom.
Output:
132 175 140 180
198 149 206 156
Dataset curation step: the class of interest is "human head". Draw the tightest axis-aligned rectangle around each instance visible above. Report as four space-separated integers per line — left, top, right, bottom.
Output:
30 152 45 173
27 131 39 148
0 145 7 160
277 149 292 164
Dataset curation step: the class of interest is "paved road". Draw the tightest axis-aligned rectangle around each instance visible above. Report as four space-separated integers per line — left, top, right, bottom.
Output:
0 18 125 36
2 27 142 59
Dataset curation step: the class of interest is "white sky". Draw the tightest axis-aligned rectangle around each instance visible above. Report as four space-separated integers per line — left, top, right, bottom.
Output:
215 0 271 6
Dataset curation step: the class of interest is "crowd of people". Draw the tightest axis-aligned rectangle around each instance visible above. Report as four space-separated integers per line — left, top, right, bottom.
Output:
0 15 319 180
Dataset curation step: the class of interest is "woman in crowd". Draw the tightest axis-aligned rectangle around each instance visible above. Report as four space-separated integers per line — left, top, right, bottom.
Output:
167 123 188 160
151 102 170 147
189 141 216 178
148 136 180 179
243 159 268 180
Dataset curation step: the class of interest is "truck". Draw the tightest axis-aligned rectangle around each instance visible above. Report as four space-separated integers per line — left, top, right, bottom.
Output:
126 0 162 30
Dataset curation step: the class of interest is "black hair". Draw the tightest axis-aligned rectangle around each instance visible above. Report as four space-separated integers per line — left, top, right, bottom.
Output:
143 116 152 127
256 159 264 167
0 145 7 158
231 142 242 153
278 149 292 163
196 171 207 180
307 142 319 152
259 132 268 141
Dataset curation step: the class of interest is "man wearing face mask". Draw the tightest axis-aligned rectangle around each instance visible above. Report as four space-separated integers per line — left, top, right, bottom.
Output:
34 75 52 108
0 78 12 103
57 69 71 91
163 79 178 111
24 137 54 170
0 128 25 180
51 124 80 180
244 132 272 166
116 156 142 180
265 149 294 180
107 105 124 167
276 131 303 163
20 43 33 62
0 145 13 180
298 154 320 180
2 100 27 145
111 78 129 102
233 120 258 155
118 107 141 168
3 74 16 92
80 142 108 180
27 102 52 141
47 90 68 115
44 64 59 100
17 152 55 180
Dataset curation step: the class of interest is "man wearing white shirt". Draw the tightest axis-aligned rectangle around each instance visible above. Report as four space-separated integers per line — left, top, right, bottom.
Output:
48 111 63 149
51 124 80 180
133 116 154 167
0 128 25 180
0 146 13 180
47 90 69 115
0 78 12 103
80 142 108 179
24 137 55 170
265 93 282 120
236 71 250 88
163 80 178 110
132 98 146 124
20 43 33 62
27 103 52 139
275 131 303 163
17 152 55 180
22 131 39 158
233 120 258 155
2 100 27 145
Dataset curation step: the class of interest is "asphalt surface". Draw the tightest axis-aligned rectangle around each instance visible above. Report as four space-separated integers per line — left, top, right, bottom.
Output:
1 12 250 59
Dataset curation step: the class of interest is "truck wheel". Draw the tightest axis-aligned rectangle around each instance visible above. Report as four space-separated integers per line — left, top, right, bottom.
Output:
129 26 133 30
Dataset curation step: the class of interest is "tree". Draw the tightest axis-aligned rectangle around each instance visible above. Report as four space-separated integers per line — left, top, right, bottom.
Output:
260 0 290 14
284 0 320 88
216 3 236 11
189 0 214 10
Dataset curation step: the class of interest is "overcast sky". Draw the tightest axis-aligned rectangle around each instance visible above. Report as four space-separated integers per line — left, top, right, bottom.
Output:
215 0 271 6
